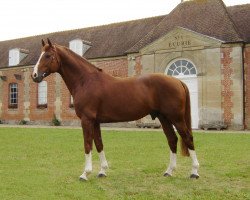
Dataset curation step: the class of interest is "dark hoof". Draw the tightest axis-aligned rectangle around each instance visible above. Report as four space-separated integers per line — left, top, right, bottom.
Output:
79 177 87 181
163 173 172 177
190 174 199 179
97 173 107 178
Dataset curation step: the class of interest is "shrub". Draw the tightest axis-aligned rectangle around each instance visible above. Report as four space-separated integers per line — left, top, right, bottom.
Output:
52 114 61 126
19 120 28 125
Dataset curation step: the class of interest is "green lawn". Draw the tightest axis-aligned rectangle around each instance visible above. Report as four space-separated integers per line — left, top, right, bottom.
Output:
0 127 249 200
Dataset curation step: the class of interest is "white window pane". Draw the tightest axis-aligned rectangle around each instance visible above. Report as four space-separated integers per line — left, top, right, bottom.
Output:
9 49 20 66
69 39 83 56
38 81 47 105
9 83 18 106
167 60 196 77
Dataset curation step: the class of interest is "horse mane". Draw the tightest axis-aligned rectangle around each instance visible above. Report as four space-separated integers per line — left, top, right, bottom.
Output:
56 44 102 72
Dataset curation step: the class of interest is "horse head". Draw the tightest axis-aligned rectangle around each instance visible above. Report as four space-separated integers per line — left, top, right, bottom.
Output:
32 38 60 83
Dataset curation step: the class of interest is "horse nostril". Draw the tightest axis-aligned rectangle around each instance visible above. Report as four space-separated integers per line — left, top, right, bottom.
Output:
34 73 37 78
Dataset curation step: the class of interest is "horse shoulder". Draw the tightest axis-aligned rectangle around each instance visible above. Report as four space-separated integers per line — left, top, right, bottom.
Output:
73 75 105 120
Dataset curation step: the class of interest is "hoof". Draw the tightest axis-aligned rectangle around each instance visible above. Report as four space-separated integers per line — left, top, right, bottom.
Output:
79 173 88 181
163 173 172 177
97 173 107 178
190 174 199 179
79 177 88 181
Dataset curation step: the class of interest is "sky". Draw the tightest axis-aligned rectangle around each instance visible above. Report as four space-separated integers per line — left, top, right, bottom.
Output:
0 0 249 41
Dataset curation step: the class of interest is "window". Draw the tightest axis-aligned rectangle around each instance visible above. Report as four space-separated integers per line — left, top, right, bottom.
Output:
9 48 28 66
9 83 18 108
69 39 91 56
166 59 197 76
9 49 19 66
38 81 47 108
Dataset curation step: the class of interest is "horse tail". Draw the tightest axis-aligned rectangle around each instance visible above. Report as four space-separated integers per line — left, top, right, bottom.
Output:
180 81 192 157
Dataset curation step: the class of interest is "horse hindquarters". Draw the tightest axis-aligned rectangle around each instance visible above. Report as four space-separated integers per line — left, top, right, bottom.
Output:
158 78 199 178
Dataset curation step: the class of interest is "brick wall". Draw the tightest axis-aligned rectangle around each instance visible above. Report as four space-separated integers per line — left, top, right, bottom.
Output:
221 47 234 126
0 57 129 125
244 46 250 129
134 56 142 76
93 58 128 78
29 69 56 124
60 80 78 124
0 68 24 123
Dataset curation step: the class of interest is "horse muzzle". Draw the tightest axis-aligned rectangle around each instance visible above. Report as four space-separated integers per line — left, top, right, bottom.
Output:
31 71 50 83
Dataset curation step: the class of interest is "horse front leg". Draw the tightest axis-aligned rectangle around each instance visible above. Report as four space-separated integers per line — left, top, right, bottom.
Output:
93 122 109 178
79 119 94 181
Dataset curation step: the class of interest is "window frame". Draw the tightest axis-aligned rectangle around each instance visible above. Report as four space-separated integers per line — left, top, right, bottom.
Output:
8 83 18 109
37 81 48 109
166 59 197 77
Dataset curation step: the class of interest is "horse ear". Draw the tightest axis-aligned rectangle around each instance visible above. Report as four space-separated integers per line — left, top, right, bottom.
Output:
42 39 45 47
47 38 53 47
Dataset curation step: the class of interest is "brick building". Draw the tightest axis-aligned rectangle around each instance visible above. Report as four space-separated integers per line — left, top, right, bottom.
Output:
0 0 250 129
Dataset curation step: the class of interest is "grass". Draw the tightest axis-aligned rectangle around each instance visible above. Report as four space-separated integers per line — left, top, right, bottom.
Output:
0 127 249 200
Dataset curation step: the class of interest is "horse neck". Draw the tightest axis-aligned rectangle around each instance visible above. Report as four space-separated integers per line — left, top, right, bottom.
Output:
56 46 99 95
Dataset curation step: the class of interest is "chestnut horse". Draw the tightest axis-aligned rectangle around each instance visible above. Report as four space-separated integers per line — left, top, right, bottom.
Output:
32 39 199 181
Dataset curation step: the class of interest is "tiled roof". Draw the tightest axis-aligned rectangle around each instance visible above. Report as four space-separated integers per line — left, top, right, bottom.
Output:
228 4 250 42
0 16 164 67
127 0 244 53
0 0 249 68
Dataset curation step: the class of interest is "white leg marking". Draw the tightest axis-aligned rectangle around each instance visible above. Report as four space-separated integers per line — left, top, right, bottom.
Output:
98 151 108 176
79 151 92 181
165 151 177 176
32 52 45 78
188 149 199 176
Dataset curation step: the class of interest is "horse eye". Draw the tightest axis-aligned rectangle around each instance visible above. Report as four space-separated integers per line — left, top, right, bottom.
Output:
45 54 51 59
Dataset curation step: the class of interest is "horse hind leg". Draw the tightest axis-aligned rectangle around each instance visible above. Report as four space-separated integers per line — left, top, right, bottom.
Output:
174 120 200 179
159 115 178 177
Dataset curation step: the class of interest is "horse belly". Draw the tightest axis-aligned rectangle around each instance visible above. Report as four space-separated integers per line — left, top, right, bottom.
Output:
98 94 152 123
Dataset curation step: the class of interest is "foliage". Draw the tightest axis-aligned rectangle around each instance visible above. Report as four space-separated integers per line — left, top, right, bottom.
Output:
19 119 28 125
52 114 61 126
0 128 249 200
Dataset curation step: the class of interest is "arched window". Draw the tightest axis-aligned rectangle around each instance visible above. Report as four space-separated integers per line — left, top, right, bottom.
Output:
166 59 197 77
9 83 18 108
38 81 47 107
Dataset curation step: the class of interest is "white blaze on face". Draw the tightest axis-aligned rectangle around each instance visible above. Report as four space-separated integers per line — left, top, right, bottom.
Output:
32 51 45 78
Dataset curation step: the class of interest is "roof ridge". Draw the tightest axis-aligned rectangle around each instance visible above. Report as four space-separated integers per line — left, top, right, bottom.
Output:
125 13 171 53
126 0 245 53
218 0 243 42
0 15 166 43
228 3 250 8
126 0 191 53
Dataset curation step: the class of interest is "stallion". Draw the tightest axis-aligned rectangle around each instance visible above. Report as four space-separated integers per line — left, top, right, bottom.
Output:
32 39 199 181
